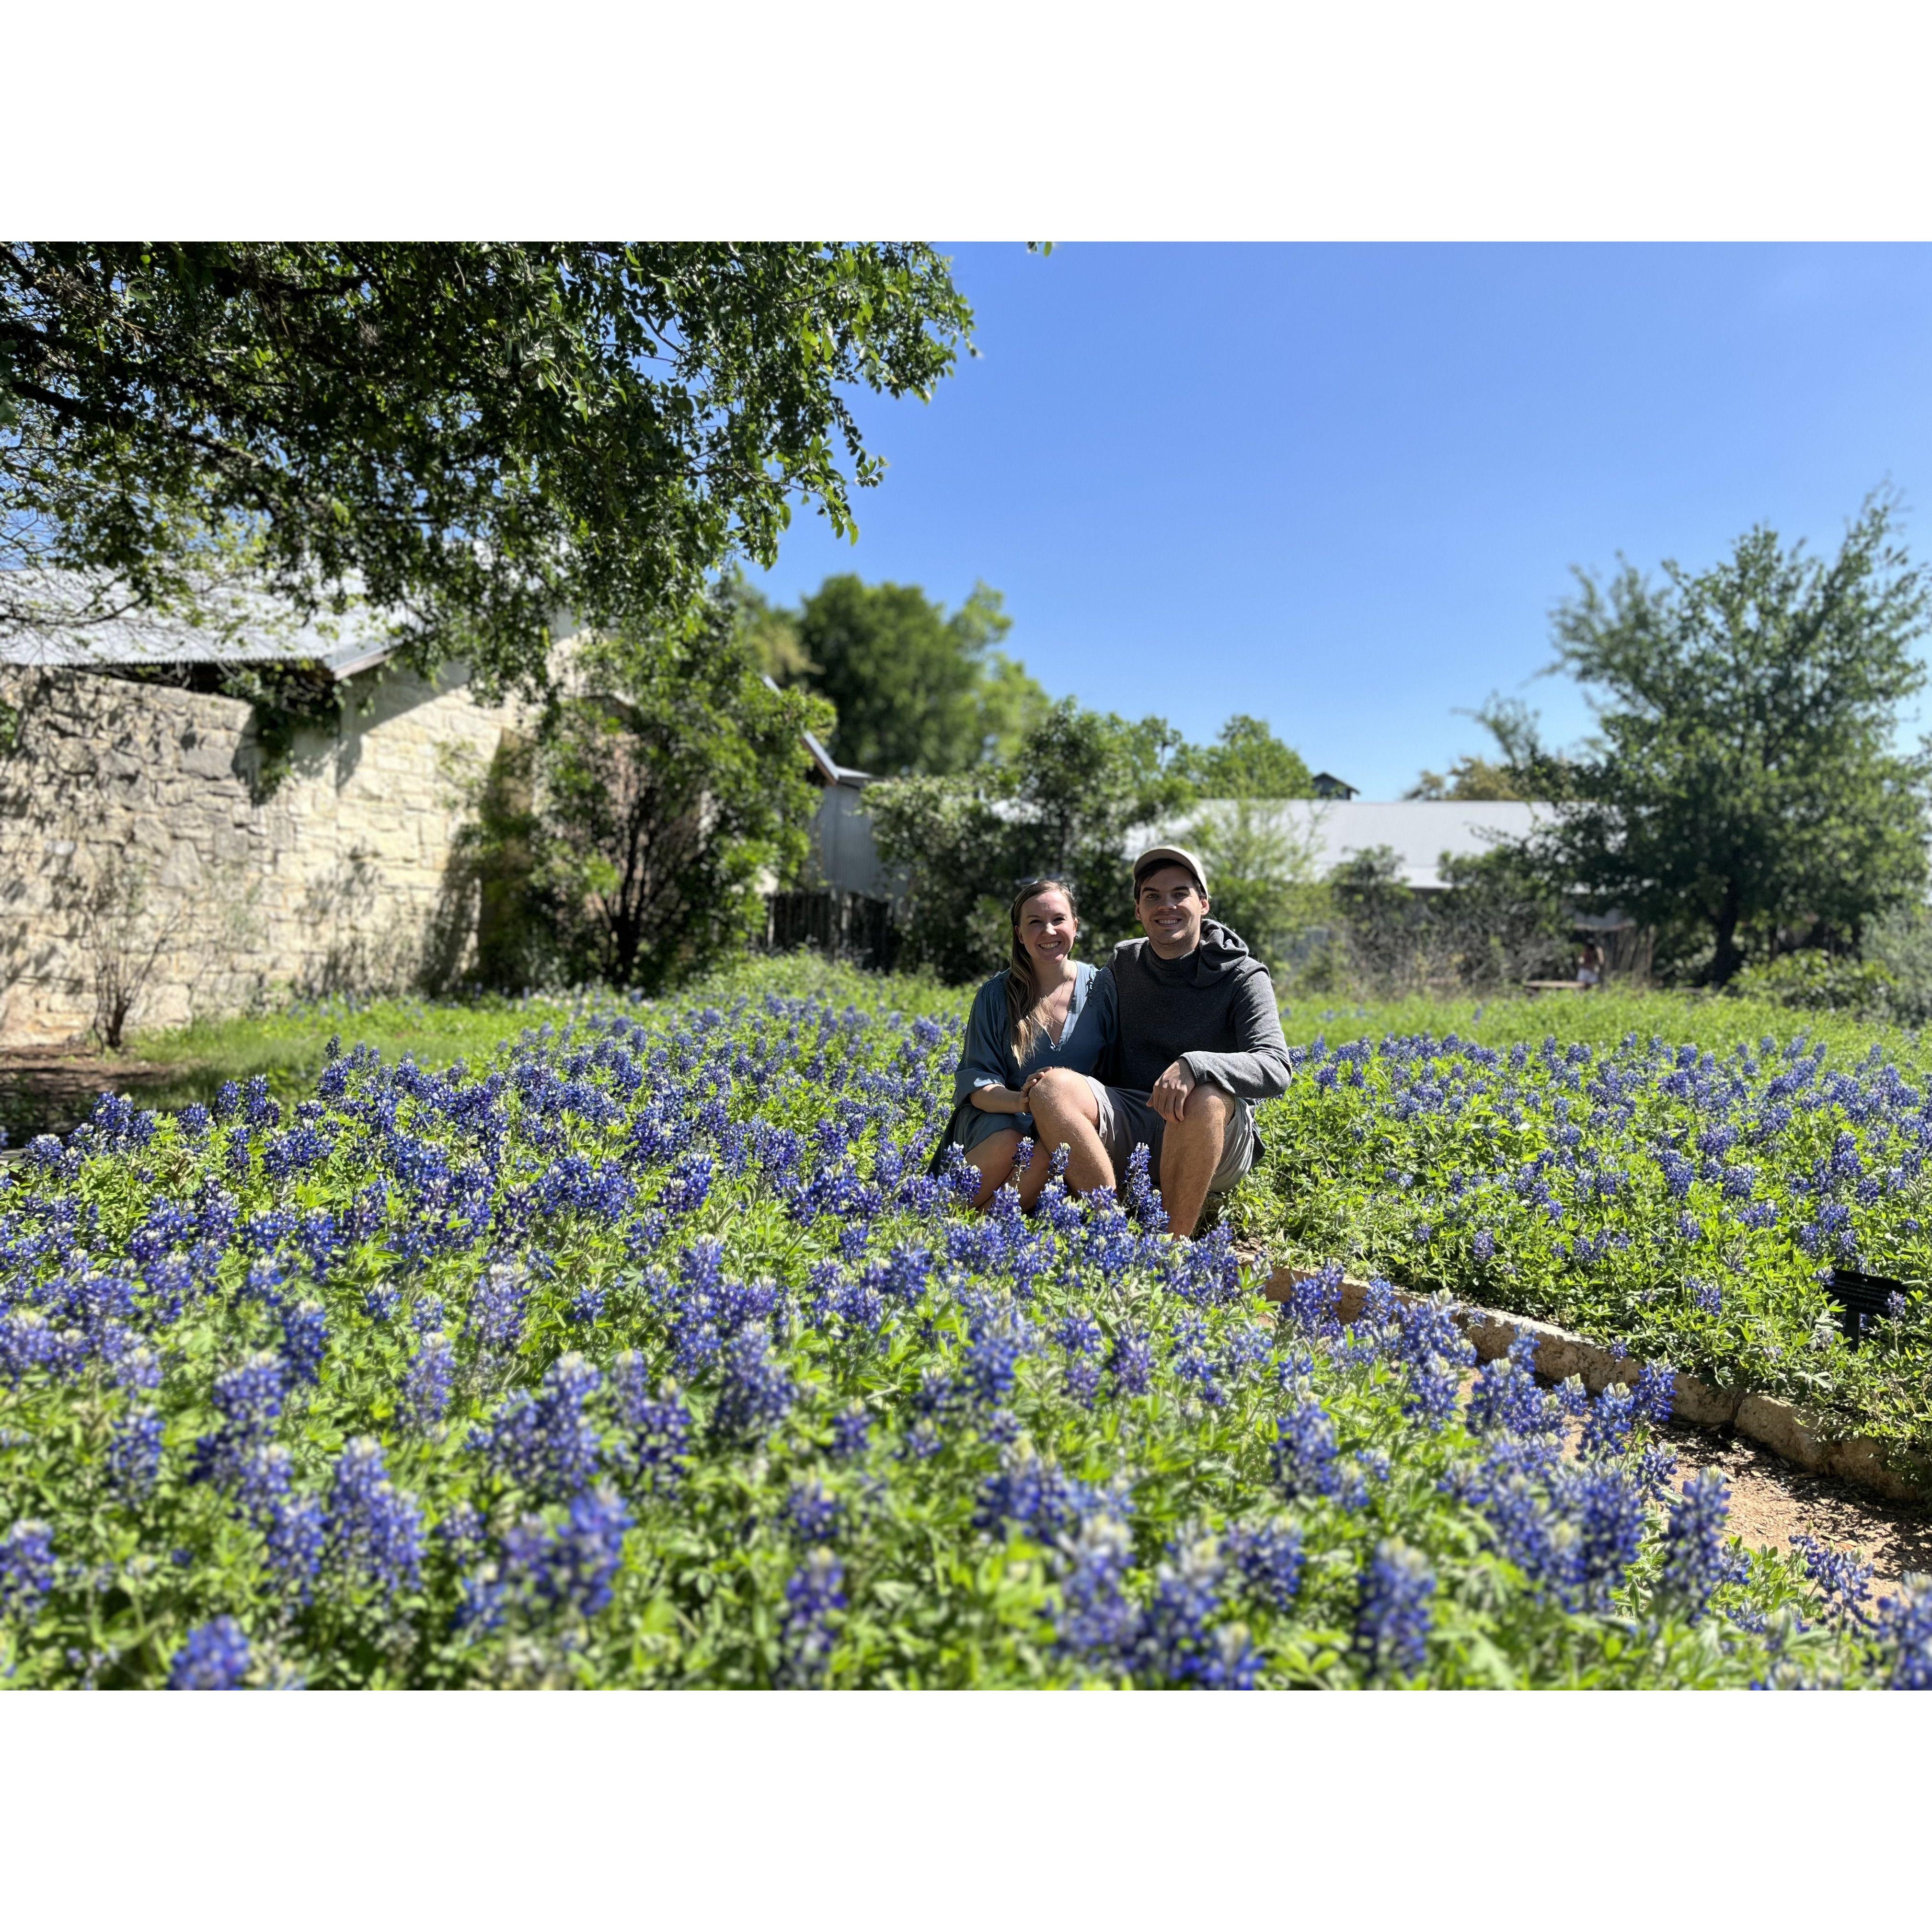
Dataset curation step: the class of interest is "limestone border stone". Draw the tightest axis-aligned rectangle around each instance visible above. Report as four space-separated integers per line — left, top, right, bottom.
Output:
1261 1261 1932 1506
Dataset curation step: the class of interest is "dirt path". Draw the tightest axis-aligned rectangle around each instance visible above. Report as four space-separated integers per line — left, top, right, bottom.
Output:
1656 1416 1931 1603
0 1046 175 1142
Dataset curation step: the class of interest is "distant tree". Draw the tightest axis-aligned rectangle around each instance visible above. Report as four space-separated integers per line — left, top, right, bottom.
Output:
1179 714 1315 798
791 575 1049 775
0 243 973 692
1189 797 1326 969
1530 497 1932 984
865 699 1195 980
521 590 834 991
1406 698 1569 801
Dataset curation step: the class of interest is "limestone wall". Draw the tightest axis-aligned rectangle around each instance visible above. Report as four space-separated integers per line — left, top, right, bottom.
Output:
0 664 516 1047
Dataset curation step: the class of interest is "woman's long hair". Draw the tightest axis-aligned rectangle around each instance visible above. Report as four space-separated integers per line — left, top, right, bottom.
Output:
1004 876 1081 1059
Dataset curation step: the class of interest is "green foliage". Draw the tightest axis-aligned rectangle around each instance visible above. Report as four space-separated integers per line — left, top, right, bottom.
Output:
789 575 1049 776
0 962 1895 1689
1177 714 1315 799
1524 497 1932 984
866 699 1196 981
513 589 836 991
0 244 973 692
1237 995 1932 1463
1730 952 1898 1016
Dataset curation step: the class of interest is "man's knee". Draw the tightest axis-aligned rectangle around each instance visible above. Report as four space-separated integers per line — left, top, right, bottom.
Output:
1174 1082 1234 1140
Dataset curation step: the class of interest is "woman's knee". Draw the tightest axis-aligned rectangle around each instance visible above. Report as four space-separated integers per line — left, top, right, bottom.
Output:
1029 1067 1092 1121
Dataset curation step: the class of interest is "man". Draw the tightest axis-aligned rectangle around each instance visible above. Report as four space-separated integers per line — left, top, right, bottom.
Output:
1020 844 1290 1237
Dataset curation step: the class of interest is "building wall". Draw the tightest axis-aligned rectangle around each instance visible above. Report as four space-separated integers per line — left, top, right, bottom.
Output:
0 664 516 1047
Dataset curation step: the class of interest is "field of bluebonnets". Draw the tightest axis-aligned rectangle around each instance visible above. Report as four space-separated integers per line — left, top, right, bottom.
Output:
2 959 1928 1690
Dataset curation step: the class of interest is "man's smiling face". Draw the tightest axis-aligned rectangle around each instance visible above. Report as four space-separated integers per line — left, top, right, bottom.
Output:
1136 863 1208 959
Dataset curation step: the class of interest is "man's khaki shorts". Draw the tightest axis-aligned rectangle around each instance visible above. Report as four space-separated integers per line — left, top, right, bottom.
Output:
1082 1076 1257 1196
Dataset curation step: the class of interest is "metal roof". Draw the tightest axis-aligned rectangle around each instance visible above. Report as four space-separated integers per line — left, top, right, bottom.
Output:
1144 798 1546 890
0 571 402 679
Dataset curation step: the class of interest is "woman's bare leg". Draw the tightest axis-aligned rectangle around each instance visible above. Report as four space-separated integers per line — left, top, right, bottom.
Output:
962 1129 1023 1209
1019 1068 1114 1208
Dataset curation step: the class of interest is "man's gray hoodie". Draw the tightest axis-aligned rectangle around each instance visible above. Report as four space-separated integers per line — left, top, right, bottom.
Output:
1102 919 1292 1104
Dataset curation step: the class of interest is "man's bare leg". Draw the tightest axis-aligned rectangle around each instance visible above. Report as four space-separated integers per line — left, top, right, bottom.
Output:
1157 1085 1233 1238
1018 1068 1115 1208
961 1129 1023 1209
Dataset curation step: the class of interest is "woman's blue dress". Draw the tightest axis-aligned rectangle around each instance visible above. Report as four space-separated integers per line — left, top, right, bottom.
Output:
940 963 1117 1158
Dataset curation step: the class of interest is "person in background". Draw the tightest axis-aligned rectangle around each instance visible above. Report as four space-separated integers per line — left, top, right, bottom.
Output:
1577 939 1605 989
936 875 1116 1207
1020 844 1289 1238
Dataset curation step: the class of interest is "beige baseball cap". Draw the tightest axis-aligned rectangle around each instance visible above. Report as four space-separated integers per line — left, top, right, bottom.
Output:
1133 844 1208 896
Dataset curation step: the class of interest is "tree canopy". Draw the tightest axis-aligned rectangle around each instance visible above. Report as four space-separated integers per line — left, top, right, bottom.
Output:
864 699 1195 981
788 574 1049 775
1529 497 1932 984
1176 713 1315 798
0 243 974 692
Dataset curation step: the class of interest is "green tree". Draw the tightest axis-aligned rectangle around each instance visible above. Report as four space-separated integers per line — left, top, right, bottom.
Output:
1406 698 1571 801
865 698 1195 980
0 244 973 692
1188 797 1326 968
791 575 1049 775
1532 497 1932 984
1178 714 1315 798
519 590 835 991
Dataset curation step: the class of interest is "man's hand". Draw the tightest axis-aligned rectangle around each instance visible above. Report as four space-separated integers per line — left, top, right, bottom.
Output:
1149 1059 1196 1124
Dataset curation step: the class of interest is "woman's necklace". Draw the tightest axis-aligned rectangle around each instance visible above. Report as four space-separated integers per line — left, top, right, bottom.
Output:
1032 972 1076 1046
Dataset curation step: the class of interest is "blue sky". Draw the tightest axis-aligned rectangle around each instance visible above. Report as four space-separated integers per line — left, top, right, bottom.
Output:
752 243 1932 798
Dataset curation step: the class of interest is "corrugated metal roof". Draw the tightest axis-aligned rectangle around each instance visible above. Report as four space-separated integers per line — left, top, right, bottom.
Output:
1143 798 1546 890
0 571 401 678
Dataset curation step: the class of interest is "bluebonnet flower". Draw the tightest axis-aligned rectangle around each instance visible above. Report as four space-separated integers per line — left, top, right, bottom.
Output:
1790 1534 1873 1627
1353 1541 1435 1681
1056 1515 1142 1672
470 1353 602 1500
1271 1398 1363 1507
1875 1576 1932 1690
191 1353 287 1489
782 1482 844 1545
709 1324 795 1444
779 1549 846 1687
492 1484 634 1626
1281 1261 1344 1342
0 1520 55 1621
1656 1469 1734 1620
324 1439 425 1597
402 1333 456 1431
279 1300 328 1387
109 1406 165 1501
1129 1537 1258 1690
609 1355 691 1497
363 1282 402 1322
1690 1279 1722 1316
470 1261 529 1356
1223 1520 1304 1611
975 1445 1106 1542
963 1307 1032 1410
830 1406 872 1460
1108 1325 1155 1398
1466 1332 1559 1438
168 1616 252 1689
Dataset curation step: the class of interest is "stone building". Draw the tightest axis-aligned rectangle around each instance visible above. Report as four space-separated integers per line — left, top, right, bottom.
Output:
0 592 520 1048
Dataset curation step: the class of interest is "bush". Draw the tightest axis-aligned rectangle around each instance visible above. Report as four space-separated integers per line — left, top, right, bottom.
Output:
1730 952 1898 1016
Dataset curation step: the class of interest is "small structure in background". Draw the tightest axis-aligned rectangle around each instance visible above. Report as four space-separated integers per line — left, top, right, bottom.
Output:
766 730 901 968
1309 771 1359 800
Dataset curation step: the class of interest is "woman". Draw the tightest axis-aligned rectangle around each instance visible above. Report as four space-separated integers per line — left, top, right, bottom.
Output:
937 876 1116 1207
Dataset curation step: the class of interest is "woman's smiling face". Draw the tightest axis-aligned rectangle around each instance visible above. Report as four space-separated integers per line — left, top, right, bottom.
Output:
1019 887 1076 971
